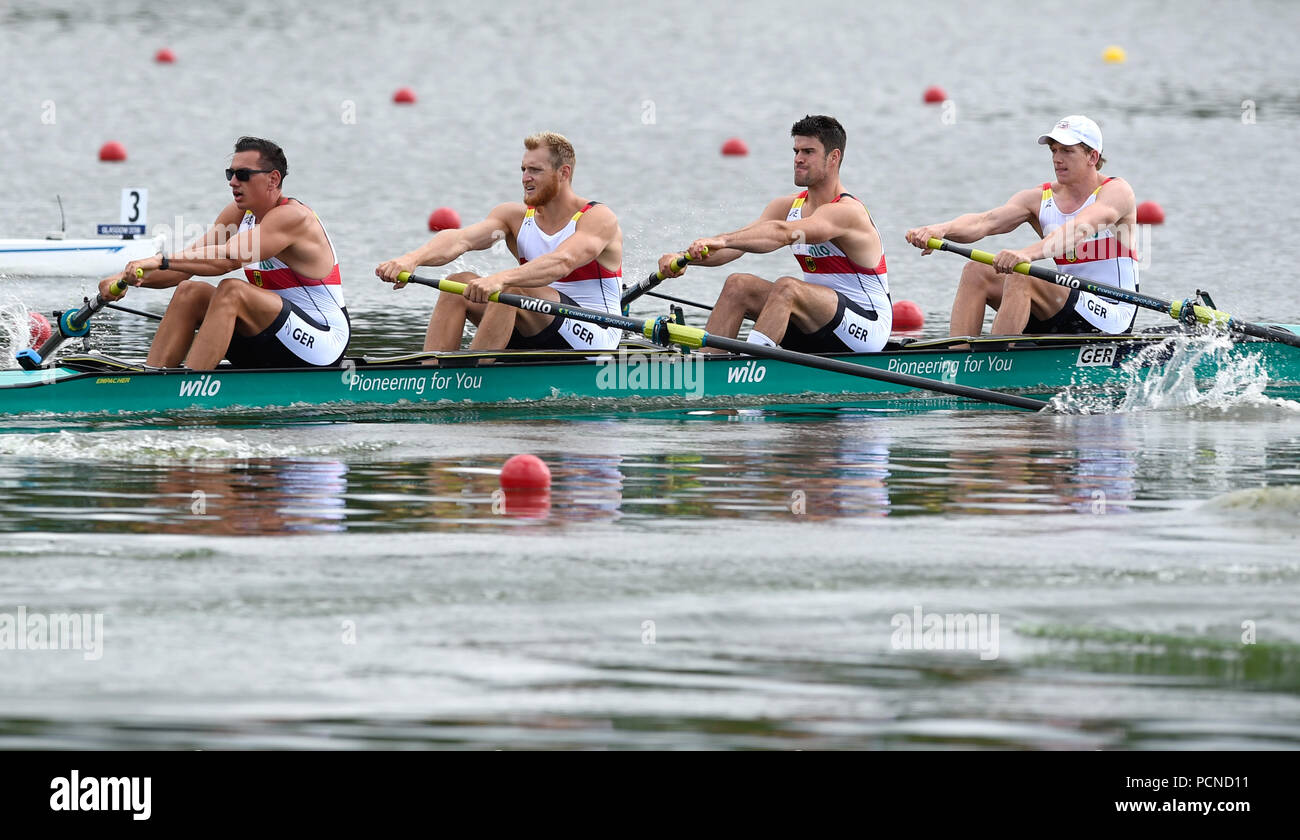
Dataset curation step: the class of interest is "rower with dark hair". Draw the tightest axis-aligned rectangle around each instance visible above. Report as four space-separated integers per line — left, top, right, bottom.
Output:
657 115 893 353
100 136 349 369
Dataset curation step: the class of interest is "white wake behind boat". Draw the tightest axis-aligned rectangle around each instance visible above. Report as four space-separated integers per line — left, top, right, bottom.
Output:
0 234 167 278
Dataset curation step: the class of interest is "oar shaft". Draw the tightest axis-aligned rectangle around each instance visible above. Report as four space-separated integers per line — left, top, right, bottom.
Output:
641 290 714 311
105 302 164 321
929 238 1300 348
401 272 1047 411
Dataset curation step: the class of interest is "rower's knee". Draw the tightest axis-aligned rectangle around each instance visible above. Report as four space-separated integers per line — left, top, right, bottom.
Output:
721 272 767 308
959 262 995 289
445 272 479 284
434 288 470 312
214 276 246 295
171 279 210 303
770 275 801 298
723 272 761 288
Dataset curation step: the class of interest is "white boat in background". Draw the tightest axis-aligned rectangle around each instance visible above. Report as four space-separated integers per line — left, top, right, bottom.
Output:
2 189 164 278
0 233 166 278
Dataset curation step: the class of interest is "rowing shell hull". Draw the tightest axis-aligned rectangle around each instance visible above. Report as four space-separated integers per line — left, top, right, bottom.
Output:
0 236 166 277
3 331 1299 419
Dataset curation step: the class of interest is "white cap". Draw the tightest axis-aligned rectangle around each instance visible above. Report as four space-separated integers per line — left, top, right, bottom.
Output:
1037 115 1103 151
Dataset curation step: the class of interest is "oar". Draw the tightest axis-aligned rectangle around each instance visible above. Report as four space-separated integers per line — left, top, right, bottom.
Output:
620 251 701 314
16 275 131 370
399 272 1048 411
642 289 714 311
105 302 163 321
928 238 1300 348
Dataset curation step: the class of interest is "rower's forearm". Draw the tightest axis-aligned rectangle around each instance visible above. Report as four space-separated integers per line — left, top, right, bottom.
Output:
691 247 744 267
173 243 261 270
166 258 235 277
493 253 582 288
137 268 194 288
938 213 992 243
1024 228 1071 262
410 231 469 267
715 221 795 254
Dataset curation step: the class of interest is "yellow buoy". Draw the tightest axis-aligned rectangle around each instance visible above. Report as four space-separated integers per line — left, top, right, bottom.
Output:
1103 45 1127 64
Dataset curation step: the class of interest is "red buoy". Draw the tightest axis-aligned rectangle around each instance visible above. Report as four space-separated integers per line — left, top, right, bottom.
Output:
28 312 52 347
500 454 551 490
393 87 417 104
154 48 176 63
892 300 925 331
427 207 462 232
1136 200 1165 224
98 141 127 162
720 137 749 156
923 86 948 104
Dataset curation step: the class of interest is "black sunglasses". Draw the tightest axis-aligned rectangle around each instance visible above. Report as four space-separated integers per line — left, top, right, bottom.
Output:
226 168 275 182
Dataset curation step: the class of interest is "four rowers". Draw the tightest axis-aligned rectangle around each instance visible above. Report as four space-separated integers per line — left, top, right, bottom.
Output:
101 117 1138 370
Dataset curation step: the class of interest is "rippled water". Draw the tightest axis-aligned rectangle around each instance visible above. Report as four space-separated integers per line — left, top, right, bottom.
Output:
2 0 1299 749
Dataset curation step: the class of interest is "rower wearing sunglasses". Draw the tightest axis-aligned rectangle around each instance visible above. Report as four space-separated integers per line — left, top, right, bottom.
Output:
100 136 349 370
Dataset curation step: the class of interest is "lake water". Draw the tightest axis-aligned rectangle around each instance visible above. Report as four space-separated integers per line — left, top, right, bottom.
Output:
1 0 1298 749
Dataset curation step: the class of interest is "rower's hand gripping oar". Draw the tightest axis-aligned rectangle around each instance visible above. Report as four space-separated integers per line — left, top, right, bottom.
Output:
16 271 134 370
927 238 1300 348
398 271 1048 411
620 249 705 315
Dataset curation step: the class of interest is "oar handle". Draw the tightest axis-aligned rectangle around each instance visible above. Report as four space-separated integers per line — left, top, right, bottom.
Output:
619 248 706 312
926 238 1300 348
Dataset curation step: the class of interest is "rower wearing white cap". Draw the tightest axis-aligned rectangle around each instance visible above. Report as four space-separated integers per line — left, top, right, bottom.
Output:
905 115 1140 339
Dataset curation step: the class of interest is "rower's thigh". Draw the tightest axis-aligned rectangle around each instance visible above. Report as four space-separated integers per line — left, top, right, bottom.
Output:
960 262 1005 308
1026 277 1072 318
436 272 488 325
216 278 287 335
504 283 560 334
777 277 839 332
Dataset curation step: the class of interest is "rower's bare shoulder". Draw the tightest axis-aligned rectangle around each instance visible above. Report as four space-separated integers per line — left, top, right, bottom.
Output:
760 193 799 219
576 201 619 227
263 200 314 230
214 202 246 226
488 202 528 231
1008 185 1046 209
1098 176 1135 198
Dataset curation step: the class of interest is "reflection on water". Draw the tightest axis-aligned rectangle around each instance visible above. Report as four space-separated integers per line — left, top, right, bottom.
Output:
5 404 1300 535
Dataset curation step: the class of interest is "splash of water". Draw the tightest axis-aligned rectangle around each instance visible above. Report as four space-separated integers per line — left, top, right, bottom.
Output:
1051 333 1300 415
1203 485 1300 514
0 295 38 368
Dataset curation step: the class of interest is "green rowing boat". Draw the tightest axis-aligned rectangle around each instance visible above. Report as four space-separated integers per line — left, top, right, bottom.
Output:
3 329 1298 419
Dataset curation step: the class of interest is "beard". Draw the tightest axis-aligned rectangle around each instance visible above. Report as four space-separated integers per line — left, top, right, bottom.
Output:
524 179 559 207
794 166 823 188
